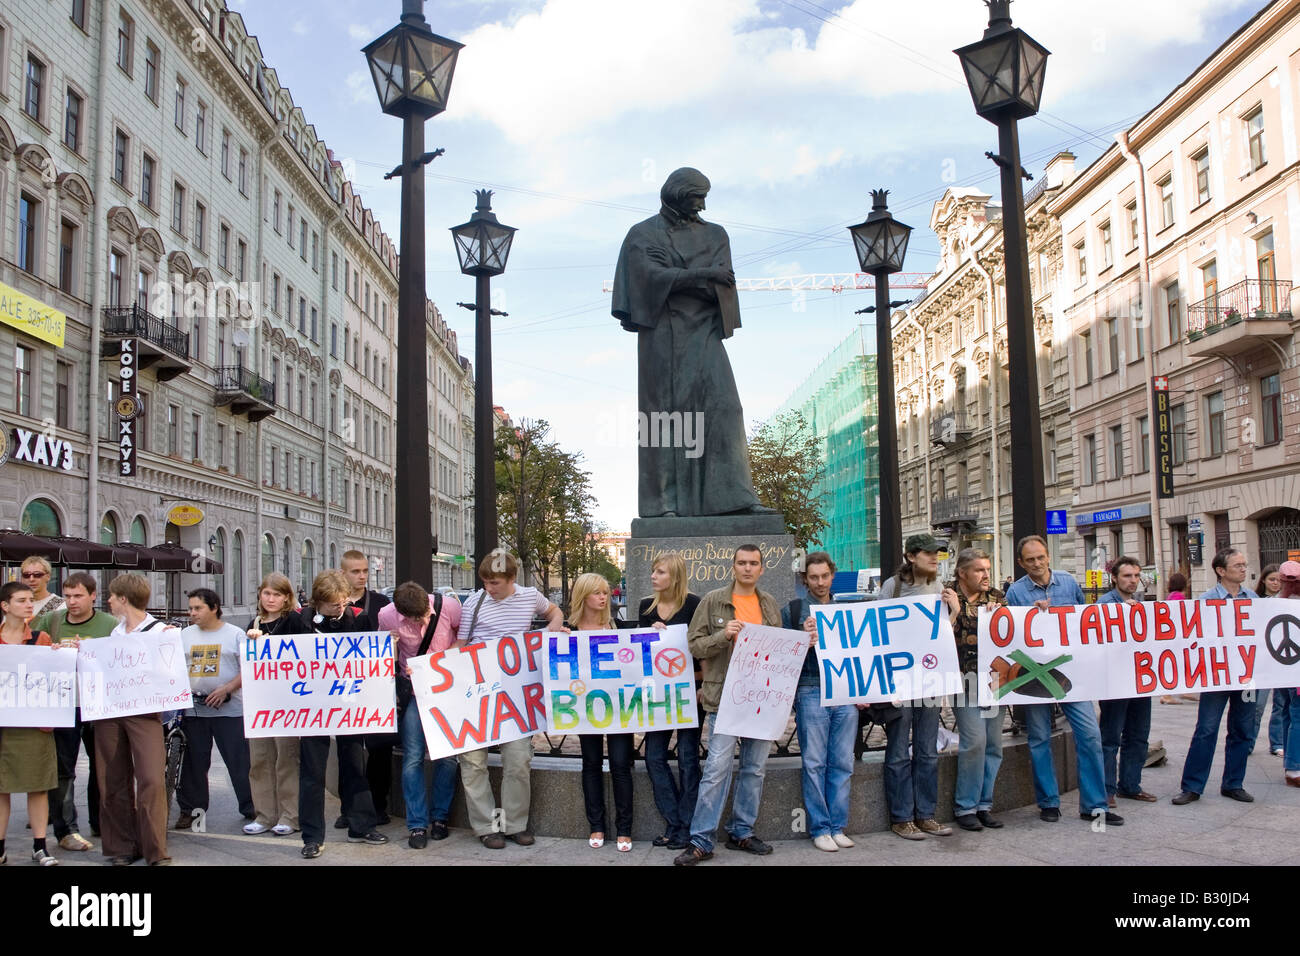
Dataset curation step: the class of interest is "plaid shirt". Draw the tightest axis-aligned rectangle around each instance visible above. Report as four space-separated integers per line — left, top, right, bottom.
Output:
948 583 1005 674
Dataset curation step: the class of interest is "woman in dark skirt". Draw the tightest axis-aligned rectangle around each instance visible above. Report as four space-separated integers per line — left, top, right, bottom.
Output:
638 554 702 849
0 581 59 865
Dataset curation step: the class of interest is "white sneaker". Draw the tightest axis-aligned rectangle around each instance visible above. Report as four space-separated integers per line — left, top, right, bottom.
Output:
243 821 270 835
33 849 59 867
271 823 294 836
812 834 839 852
831 832 856 849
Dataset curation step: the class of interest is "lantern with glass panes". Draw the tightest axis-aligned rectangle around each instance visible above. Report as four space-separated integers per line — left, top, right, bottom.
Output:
451 190 517 277
361 0 463 119
953 0 1048 122
848 190 912 275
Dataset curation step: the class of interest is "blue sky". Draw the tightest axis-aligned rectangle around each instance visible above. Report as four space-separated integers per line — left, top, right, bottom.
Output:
234 0 1264 529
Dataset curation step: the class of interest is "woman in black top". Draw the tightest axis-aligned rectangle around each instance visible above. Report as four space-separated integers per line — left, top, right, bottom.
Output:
568 573 637 851
638 554 702 849
296 571 382 859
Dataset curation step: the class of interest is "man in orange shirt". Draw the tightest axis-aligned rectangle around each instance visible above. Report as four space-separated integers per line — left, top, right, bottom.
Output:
674 544 782 865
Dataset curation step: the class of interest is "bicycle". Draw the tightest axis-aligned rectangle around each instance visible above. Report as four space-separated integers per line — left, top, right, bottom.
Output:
162 711 187 813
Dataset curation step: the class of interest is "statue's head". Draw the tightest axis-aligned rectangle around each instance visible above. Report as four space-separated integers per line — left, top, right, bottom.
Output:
661 167 711 218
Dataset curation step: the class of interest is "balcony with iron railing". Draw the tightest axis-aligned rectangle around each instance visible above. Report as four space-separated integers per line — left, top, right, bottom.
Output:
930 412 973 447
100 305 191 381
1186 279 1293 359
214 364 276 422
930 493 981 527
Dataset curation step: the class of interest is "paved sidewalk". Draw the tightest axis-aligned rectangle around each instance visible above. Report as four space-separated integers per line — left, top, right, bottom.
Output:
7 696 1296 866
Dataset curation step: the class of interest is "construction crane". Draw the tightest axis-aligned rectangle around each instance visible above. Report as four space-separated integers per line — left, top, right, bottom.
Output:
601 272 929 293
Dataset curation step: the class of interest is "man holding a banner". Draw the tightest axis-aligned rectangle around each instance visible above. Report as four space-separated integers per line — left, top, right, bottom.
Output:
785 552 857 853
1172 549 1260 806
945 548 1007 831
456 551 564 850
1004 537 1119 826
675 545 782 865
1097 558 1157 806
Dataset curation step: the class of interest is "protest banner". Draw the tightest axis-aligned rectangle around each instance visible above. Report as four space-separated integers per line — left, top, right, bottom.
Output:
811 597 961 705
543 624 697 734
0 644 77 727
977 597 1300 706
713 623 807 739
78 631 192 720
408 630 547 759
242 631 395 737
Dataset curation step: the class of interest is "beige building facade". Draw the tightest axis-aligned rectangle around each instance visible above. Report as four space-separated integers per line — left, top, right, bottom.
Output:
893 153 1079 585
0 0 473 614
1051 0 1300 595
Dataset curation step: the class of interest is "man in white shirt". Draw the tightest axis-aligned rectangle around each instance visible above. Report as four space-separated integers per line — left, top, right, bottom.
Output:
457 550 565 849
175 588 255 831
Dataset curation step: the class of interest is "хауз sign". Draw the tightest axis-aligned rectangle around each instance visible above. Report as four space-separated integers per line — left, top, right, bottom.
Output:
6 424 74 471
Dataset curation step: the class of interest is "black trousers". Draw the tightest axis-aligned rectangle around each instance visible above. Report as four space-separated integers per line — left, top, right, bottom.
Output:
50 712 99 838
364 732 399 816
299 735 376 846
579 734 634 836
178 715 255 819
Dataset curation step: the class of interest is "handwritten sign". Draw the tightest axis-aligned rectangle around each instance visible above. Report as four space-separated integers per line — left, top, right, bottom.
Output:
242 631 396 737
812 598 961 705
408 631 546 760
78 632 192 720
978 597 1300 706
0 645 77 727
543 625 698 735
713 623 807 740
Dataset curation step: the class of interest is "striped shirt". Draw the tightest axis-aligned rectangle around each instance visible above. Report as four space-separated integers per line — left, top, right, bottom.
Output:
460 585 549 642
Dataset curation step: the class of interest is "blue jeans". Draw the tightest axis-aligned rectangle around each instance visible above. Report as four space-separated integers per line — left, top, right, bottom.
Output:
1179 690 1256 795
688 712 769 854
399 701 459 830
793 686 856 837
953 703 1003 816
1099 697 1152 796
1023 701 1107 813
644 726 701 844
883 703 939 823
1284 690 1300 773
1268 688 1292 754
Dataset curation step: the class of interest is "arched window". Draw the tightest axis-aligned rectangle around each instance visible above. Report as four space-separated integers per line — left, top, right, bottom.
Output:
131 515 148 544
282 536 291 579
232 531 245 605
263 533 275 577
213 528 227 604
20 499 61 536
329 542 337 569
99 512 119 545
302 539 315 588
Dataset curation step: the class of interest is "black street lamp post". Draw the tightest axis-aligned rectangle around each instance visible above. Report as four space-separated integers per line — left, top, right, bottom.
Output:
451 190 516 585
362 0 463 587
955 0 1049 566
848 189 912 576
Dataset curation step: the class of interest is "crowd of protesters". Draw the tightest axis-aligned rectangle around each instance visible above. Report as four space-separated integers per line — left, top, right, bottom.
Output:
0 541 1296 866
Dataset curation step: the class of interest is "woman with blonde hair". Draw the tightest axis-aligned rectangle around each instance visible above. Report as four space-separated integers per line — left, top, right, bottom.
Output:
568 572 636 851
242 573 310 836
637 553 702 850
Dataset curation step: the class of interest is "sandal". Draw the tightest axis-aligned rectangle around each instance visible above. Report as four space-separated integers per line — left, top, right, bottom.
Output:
588 833 605 849
652 835 672 847
617 837 632 852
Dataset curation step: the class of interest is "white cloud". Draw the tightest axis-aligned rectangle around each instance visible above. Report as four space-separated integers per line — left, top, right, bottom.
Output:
291 19 309 37
347 22 381 42
446 0 1257 151
344 70 372 105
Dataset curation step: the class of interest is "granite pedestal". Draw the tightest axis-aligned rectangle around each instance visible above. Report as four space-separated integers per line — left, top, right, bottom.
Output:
625 513 798 614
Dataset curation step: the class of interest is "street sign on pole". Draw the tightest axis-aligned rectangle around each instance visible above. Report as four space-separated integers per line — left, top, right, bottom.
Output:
1046 510 1067 534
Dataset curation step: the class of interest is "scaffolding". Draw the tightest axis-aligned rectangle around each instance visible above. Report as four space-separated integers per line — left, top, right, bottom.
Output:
775 325 879 573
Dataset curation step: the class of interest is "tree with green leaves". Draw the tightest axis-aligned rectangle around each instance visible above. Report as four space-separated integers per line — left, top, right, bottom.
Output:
747 410 829 550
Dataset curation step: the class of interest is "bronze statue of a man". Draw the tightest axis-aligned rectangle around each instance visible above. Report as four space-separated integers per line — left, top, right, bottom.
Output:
612 168 775 519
